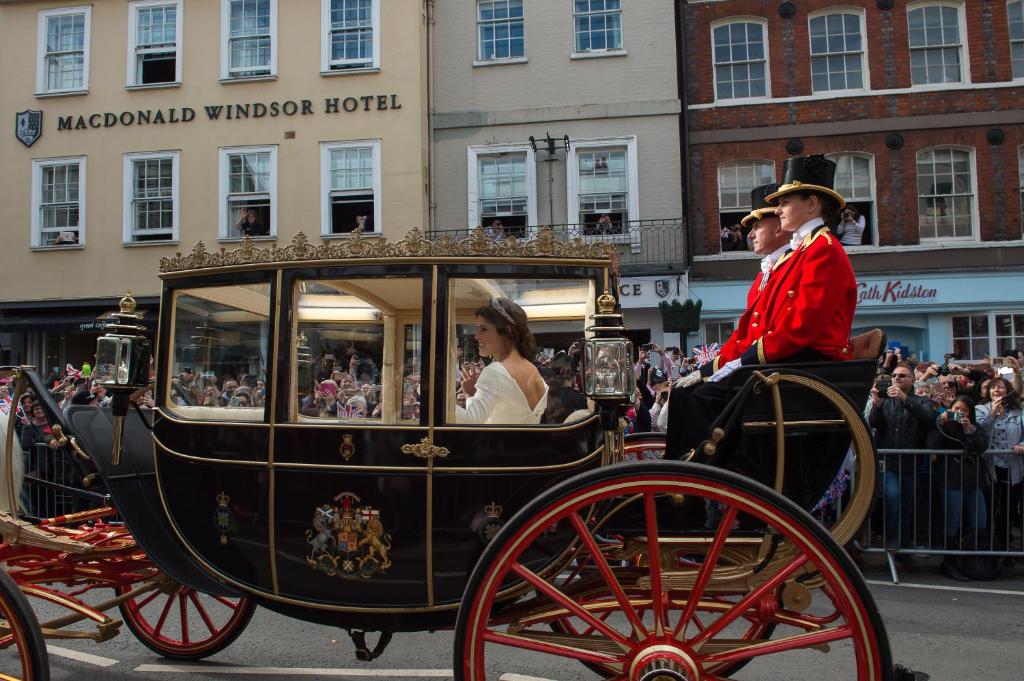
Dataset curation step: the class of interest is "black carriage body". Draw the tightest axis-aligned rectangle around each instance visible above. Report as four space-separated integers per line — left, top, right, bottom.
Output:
151 254 608 631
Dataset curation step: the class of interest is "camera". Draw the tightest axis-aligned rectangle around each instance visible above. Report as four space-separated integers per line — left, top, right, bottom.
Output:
841 209 854 220
875 377 892 392
949 411 962 422
939 365 950 376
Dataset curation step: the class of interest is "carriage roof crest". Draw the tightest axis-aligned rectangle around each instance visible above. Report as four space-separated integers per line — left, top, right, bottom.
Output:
158 226 616 275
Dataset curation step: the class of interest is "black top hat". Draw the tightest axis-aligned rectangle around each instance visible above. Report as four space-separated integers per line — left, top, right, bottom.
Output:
741 182 781 227
765 155 846 208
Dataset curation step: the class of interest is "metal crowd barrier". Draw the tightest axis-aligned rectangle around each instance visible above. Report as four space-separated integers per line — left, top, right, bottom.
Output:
855 448 1024 583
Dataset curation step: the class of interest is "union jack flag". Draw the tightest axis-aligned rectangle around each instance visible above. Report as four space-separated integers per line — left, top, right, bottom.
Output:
0 396 10 416
65 364 83 381
691 343 720 368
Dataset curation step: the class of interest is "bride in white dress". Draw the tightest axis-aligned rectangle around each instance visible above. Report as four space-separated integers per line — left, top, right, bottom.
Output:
456 298 548 424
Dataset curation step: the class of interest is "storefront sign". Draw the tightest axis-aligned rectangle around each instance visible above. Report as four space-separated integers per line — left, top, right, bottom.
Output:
52 95 401 132
617 275 689 308
857 279 938 305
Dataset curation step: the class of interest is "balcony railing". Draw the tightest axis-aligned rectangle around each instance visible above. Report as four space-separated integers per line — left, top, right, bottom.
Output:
428 218 687 274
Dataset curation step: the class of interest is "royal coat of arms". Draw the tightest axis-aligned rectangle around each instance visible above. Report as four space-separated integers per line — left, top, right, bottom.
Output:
15 110 43 148
305 492 392 579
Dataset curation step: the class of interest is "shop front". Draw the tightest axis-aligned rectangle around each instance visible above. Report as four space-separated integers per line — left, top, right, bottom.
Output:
617 274 691 350
690 270 1024 363
0 297 157 372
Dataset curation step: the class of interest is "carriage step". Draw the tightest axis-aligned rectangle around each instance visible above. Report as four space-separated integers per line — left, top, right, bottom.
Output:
894 664 929 680
347 629 393 662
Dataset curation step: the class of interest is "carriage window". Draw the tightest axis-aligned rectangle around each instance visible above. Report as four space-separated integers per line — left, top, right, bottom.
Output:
292 278 423 424
447 278 595 425
166 283 271 421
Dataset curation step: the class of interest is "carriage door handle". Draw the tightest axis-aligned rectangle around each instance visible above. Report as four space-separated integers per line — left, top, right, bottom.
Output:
401 438 450 460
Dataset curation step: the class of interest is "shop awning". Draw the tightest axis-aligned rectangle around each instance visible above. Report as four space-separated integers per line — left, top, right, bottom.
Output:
0 308 156 333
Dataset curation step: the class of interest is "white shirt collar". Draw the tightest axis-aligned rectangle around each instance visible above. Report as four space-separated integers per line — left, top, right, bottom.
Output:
789 217 824 251
762 242 789 269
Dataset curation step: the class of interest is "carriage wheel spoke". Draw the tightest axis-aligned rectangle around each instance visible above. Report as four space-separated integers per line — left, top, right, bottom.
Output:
134 588 161 611
178 593 190 644
569 512 647 640
211 595 240 610
483 629 622 666
642 493 666 632
511 563 632 651
691 553 808 647
188 590 218 636
152 594 175 638
701 625 852 666
673 505 738 640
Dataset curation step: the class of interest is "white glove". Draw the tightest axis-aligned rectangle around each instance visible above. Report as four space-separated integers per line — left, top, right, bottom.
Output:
707 358 742 383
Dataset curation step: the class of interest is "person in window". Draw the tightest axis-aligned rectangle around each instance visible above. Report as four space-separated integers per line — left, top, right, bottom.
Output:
835 205 866 247
456 297 548 424
484 219 506 241
595 213 614 235
235 208 267 237
354 215 373 232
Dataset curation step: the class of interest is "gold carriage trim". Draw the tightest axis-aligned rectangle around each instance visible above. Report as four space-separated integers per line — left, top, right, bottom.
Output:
158 226 615 274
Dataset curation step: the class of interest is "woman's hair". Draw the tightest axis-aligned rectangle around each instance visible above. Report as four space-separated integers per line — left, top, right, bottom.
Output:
952 395 977 424
474 297 537 359
988 377 1021 410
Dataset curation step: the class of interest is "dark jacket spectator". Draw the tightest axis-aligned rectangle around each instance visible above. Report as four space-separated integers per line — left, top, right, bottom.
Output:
869 365 935 472
19 403 55 451
927 397 989 489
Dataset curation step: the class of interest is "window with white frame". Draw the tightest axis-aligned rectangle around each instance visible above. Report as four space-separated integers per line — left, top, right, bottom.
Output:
951 312 1024 360
322 0 379 72
907 3 966 85
952 314 989 360
717 160 774 252
828 153 875 246
222 0 276 79
916 147 975 239
574 0 622 53
1012 1 1024 79
321 141 381 236
567 138 640 250
123 151 179 244
477 1 524 61
220 147 276 239
37 6 91 94
576 149 629 234
712 20 768 100
128 1 181 86
478 155 529 238
32 157 85 248
809 11 865 92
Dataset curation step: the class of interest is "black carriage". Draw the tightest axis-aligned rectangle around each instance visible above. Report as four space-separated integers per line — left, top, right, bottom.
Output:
2 227 898 681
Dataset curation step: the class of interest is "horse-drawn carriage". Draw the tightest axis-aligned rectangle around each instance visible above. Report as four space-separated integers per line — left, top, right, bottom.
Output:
1 227 897 680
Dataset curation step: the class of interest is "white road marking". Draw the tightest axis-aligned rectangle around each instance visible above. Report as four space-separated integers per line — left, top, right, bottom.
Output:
134 664 453 677
46 645 120 667
868 579 1024 596
499 675 559 681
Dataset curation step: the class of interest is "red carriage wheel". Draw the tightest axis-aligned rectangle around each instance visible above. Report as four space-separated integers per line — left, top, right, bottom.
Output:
115 580 255 659
0 569 49 681
455 461 893 681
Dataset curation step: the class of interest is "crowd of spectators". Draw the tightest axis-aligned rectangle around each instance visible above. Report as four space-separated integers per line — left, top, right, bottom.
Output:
869 348 1024 580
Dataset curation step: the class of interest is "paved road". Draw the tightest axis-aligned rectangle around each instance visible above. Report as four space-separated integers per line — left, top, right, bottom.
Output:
29 562 1024 680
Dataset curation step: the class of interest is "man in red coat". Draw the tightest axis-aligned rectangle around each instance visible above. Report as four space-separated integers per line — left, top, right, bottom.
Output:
708 183 791 373
666 155 857 458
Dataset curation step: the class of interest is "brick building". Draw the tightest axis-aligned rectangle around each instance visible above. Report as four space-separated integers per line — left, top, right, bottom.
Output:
683 0 1024 361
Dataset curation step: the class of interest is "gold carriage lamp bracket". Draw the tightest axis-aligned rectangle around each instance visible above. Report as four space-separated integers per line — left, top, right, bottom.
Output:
400 437 450 461
96 291 152 466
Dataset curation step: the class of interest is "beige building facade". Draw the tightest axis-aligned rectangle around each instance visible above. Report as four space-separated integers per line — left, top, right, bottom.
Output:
430 0 685 346
0 0 429 368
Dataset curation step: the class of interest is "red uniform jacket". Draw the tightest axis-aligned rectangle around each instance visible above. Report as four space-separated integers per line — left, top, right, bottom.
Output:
707 226 856 373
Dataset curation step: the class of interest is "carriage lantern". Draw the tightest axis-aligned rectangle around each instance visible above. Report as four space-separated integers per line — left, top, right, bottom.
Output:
96 291 151 465
582 290 635 402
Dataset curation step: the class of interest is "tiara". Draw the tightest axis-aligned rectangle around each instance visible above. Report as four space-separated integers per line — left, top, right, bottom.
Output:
490 297 515 325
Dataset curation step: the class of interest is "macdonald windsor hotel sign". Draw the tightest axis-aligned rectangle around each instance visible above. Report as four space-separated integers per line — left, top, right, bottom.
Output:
48 94 401 132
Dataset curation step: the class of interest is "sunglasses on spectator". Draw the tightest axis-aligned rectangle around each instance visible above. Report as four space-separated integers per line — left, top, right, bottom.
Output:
891 372 913 378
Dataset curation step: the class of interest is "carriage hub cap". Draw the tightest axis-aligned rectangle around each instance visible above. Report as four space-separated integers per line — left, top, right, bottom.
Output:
631 645 700 681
